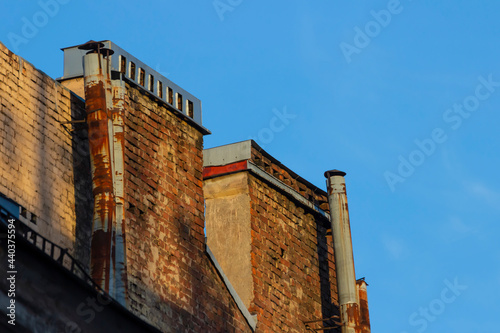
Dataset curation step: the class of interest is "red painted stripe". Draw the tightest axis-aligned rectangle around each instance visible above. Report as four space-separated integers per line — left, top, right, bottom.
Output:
203 160 248 179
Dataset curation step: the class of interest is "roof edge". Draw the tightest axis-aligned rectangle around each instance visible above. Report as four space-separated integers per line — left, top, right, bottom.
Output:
205 245 257 331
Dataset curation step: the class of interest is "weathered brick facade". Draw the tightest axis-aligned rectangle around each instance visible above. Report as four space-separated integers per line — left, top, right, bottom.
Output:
250 147 330 212
0 40 369 333
204 141 341 332
0 41 253 332
247 175 338 331
123 84 252 332
0 41 93 266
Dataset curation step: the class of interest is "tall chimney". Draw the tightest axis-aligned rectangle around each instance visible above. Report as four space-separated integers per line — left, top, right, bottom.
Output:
324 170 358 333
80 41 127 305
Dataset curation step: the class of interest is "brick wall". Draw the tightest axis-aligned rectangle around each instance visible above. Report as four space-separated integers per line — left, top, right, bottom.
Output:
204 141 341 332
247 174 338 332
1 41 254 332
0 41 93 267
250 147 330 212
0 38 342 331
123 85 252 332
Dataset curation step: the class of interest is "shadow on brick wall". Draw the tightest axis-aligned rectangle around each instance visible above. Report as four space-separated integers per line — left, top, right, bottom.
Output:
69 93 93 270
316 219 341 333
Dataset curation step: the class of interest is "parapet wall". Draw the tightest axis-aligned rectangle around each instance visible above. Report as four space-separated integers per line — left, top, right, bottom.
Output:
250 143 330 213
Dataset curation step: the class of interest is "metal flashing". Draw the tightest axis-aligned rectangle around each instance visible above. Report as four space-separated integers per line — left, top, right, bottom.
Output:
206 245 257 331
246 161 330 220
202 158 330 220
59 40 207 132
204 140 328 197
204 141 252 167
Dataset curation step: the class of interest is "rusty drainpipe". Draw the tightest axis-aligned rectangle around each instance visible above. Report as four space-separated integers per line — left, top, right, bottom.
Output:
80 41 127 305
324 170 359 333
110 73 128 304
356 279 371 333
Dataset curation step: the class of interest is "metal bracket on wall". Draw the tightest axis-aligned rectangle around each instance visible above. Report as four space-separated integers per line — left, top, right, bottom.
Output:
304 315 342 332
59 118 87 133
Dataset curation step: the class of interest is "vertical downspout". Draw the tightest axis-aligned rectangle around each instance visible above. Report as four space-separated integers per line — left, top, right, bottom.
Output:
324 170 359 333
110 75 128 304
81 41 127 305
356 279 371 333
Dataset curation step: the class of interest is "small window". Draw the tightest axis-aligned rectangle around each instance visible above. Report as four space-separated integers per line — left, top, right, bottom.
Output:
139 68 145 86
157 81 163 99
119 56 127 74
187 100 194 118
129 62 136 80
168 87 173 104
177 93 183 111
148 74 154 92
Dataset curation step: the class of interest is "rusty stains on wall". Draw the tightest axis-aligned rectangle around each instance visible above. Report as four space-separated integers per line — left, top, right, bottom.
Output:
80 41 127 305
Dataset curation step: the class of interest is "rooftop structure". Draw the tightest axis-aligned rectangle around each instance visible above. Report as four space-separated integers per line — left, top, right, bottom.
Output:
0 39 370 333
58 40 207 132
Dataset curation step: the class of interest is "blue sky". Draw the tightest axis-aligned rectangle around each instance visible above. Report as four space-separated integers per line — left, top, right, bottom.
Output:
2 1 499 331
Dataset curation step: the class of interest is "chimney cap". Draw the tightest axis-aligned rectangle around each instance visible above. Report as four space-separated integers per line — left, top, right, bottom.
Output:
78 40 105 50
324 169 346 178
78 40 114 56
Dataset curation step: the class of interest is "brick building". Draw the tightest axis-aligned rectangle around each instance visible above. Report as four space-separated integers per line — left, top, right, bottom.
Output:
0 40 370 332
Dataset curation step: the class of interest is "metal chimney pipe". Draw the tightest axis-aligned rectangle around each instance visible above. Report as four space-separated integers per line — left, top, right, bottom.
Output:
324 170 358 333
109 76 128 305
356 279 371 333
81 41 127 305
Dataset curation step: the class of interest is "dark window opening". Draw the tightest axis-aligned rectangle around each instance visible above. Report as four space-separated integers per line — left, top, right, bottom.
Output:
129 62 136 80
177 93 183 111
120 56 126 74
168 87 173 104
139 68 145 86
187 100 194 118
157 81 163 99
